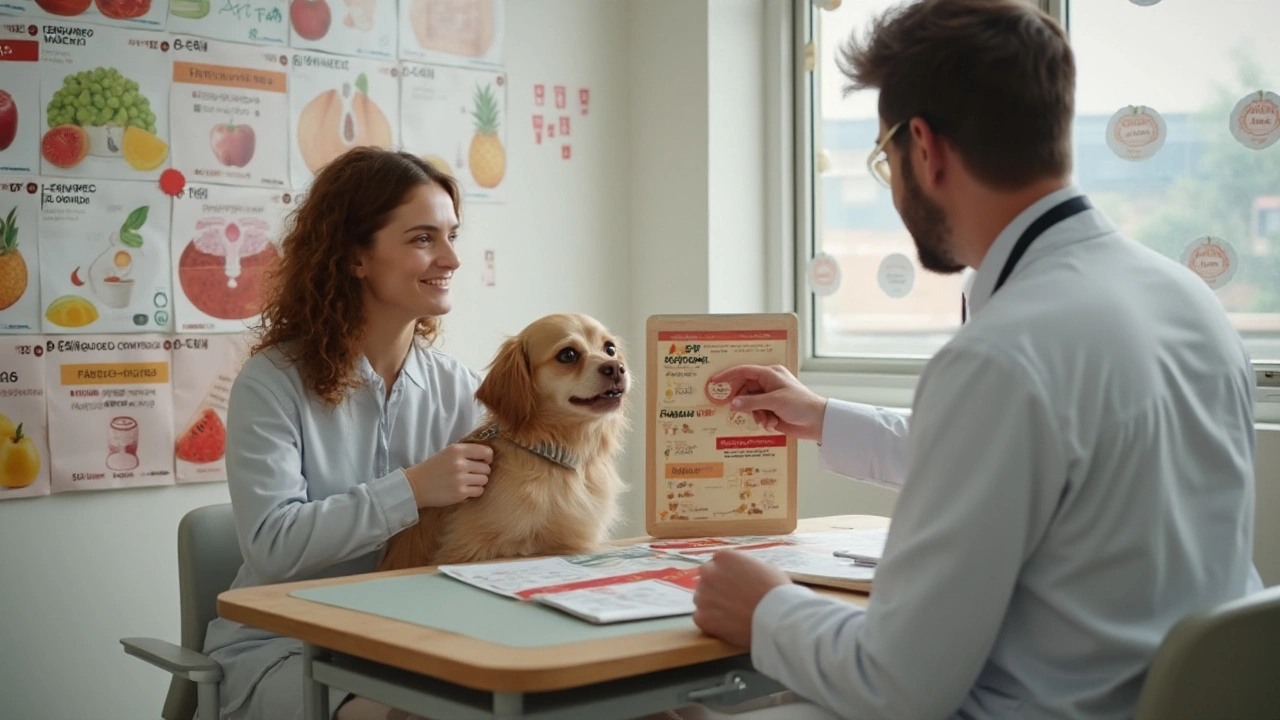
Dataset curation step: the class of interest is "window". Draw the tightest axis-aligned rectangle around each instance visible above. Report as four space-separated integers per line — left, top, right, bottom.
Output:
799 0 1280 370
802 0 963 366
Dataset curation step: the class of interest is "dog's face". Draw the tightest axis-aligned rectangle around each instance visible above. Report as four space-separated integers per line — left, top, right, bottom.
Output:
476 313 629 429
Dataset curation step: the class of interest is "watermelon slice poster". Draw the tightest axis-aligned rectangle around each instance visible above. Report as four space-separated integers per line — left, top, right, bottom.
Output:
21 0 168 32
399 64 506 202
39 179 172 334
0 336 52 500
170 37 290 189
0 178 43 334
0 24 41 176
288 50 398 189
44 335 175 492
171 183 286 333
39 22 170 181
172 333 247 483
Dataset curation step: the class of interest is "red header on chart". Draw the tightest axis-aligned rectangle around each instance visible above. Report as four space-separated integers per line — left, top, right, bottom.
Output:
717 435 787 450
658 330 788 341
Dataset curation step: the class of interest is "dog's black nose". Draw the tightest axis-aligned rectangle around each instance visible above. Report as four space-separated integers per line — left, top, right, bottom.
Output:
600 360 625 377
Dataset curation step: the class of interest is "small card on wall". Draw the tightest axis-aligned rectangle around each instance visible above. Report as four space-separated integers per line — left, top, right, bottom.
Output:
166 0 288 46
169 37 291 189
288 0 397 60
0 178 43 334
0 25 41 175
288 51 398 190
170 183 286 333
21 0 168 30
39 179 173 334
45 334 175 492
39 22 171 181
645 313 799 539
0 336 51 500
397 0 504 69
399 63 506 203
172 332 248 483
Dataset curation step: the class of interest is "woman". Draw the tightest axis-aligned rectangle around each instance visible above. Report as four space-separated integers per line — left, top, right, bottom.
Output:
203 148 492 720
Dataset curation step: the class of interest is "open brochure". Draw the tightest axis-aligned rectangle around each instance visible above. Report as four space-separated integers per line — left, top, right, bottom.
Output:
436 528 888 625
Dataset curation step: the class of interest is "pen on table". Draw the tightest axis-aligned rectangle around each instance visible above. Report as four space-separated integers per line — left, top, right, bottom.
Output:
832 550 879 567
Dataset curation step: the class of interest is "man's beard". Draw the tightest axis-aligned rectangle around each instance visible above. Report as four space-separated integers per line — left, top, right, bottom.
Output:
898 157 964 274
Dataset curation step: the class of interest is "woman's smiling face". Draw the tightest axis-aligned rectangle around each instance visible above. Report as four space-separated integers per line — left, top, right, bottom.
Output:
354 181 461 324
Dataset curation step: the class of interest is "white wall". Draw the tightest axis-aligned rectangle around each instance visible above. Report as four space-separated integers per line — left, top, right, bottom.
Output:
0 2 633 719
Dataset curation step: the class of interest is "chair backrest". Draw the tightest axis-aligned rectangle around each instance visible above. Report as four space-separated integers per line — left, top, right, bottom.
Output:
163 503 244 720
1134 585 1280 720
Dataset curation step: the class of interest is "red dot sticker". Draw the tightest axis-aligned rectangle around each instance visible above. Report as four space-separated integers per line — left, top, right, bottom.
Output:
160 169 186 197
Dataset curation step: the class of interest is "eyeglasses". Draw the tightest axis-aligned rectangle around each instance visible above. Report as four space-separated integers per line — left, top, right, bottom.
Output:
867 119 907 188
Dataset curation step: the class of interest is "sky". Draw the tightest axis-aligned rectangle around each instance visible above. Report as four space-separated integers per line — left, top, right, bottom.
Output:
819 0 1280 121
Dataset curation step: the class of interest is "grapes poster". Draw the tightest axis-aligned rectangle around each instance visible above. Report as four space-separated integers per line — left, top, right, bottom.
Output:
39 22 170 181
397 0 504 70
399 63 505 202
288 50 396 189
172 333 246 483
0 178 41 333
171 183 285 332
23 0 168 31
0 337 51 500
170 36 290 189
0 24 40 175
288 0 397 62
39 179 172 334
45 334 174 492
166 0 288 47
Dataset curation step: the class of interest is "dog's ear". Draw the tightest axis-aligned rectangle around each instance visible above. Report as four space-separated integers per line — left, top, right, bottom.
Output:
476 335 537 428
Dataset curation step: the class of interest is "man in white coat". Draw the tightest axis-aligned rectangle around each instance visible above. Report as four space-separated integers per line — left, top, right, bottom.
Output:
684 1 1263 719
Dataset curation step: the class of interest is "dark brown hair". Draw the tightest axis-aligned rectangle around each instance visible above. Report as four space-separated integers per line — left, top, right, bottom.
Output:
838 0 1075 189
252 147 462 404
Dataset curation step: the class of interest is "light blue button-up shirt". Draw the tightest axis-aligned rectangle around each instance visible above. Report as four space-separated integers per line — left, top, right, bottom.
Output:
203 342 483 717
753 187 1262 719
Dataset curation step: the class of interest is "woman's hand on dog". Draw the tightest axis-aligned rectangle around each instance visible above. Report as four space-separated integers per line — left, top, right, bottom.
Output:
405 443 494 507
711 365 828 442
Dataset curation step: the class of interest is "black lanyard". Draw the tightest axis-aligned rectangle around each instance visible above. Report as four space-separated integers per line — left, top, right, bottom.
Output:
961 195 1092 323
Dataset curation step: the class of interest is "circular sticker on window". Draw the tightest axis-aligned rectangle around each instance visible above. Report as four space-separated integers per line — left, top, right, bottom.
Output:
807 253 842 297
877 253 915 299
1106 105 1167 161
1230 91 1280 150
1181 236 1237 290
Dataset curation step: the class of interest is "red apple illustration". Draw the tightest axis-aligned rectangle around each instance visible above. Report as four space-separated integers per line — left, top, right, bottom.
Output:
0 90 16 152
210 121 256 168
290 0 331 41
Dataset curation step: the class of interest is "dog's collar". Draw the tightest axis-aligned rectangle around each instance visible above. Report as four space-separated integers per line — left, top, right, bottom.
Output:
467 423 581 471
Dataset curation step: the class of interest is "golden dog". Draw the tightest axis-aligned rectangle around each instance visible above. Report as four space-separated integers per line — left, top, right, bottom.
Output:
378 313 630 570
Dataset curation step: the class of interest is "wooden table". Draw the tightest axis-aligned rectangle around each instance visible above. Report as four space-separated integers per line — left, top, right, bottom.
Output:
218 514 887 720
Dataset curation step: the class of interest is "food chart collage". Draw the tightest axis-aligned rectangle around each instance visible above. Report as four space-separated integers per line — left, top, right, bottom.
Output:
0 0 508 499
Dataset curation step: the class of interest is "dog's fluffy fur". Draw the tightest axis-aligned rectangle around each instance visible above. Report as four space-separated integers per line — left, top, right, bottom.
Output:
378 313 630 570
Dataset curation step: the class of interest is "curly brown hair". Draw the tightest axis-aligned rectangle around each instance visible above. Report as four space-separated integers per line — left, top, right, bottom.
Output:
252 147 462 405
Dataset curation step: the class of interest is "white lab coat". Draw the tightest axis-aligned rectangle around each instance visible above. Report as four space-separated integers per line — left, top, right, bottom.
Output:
688 187 1261 720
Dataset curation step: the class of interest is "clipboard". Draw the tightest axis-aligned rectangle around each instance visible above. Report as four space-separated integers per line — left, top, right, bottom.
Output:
644 313 799 538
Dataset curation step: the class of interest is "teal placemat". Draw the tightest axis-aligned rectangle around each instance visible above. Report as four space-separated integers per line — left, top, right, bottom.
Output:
290 574 696 648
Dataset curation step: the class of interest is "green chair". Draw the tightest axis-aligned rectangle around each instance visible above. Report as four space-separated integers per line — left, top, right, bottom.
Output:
1135 585 1280 720
121 504 242 720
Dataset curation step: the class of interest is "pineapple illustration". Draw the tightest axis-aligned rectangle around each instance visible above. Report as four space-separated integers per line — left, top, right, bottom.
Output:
468 83 506 189
0 207 26 311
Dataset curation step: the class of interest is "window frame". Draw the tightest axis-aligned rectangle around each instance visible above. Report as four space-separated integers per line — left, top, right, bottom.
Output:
788 0 1280 421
